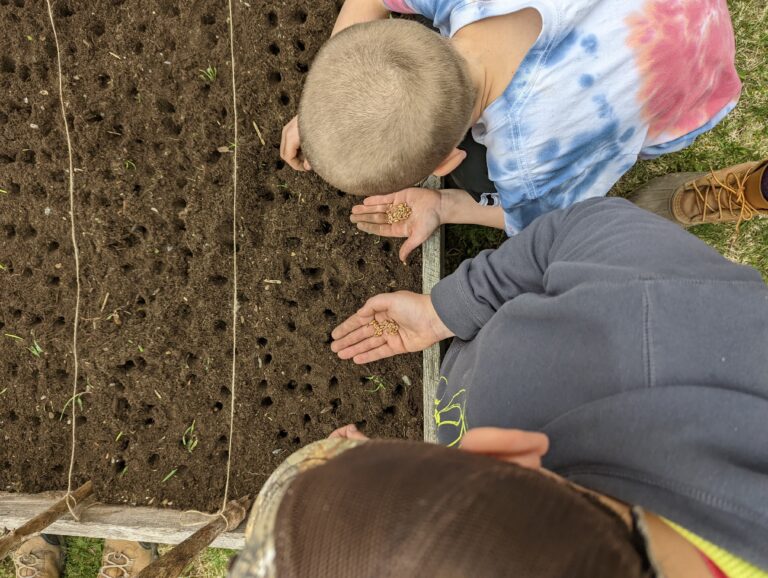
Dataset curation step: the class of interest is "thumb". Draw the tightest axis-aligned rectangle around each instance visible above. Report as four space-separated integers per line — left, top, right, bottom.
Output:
358 292 395 318
364 192 397 206
399 234 424 263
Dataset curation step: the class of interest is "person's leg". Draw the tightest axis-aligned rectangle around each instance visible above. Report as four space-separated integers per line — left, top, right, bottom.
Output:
13 535 65 578
99 540 156 577
445 132 499 205
628 159 768 225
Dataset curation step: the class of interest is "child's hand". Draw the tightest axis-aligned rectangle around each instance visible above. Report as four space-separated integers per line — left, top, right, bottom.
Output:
280 115 311 171
460 428 549 470
350 187 442 263
328 423 370 440
331 291 454 364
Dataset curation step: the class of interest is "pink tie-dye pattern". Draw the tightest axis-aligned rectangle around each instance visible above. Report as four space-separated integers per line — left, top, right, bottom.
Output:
383 0 416 14
626 0 741 142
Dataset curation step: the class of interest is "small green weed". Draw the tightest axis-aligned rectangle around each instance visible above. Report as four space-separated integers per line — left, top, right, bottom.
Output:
199 65 217 83
365 375 389 393
182 420 199 453
60 391 87 420
27 339 43 358
161 468 178 483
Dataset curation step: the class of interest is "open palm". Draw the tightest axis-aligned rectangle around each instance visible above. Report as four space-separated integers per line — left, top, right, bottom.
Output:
330 291 453 364
350 187 442 262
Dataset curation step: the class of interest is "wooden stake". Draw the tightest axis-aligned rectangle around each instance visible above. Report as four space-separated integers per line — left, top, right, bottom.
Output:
135 495 252 578
0 481 93 559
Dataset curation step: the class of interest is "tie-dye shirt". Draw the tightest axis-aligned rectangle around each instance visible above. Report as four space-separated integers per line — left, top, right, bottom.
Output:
382 0 741 233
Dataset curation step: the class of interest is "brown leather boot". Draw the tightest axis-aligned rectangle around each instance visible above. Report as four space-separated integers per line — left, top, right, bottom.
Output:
13 535 65 578
629 160 768 227
98 540 156 578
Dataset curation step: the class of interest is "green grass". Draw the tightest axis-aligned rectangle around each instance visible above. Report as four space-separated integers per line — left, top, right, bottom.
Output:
0 538 235 578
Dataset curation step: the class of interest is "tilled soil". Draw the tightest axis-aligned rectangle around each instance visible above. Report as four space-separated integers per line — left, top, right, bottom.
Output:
0 0 422 511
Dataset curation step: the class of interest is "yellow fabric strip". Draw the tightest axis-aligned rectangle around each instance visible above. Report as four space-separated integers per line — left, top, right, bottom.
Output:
662 518 768 578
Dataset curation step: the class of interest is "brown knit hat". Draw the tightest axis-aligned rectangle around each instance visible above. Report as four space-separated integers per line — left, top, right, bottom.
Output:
229 439 657 578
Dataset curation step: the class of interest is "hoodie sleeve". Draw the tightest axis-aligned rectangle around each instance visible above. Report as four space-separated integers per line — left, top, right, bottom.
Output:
431 199 565 340
430 197 761 340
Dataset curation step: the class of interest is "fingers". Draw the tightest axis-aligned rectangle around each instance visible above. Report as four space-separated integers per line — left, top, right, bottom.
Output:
460 428 550 469
351 203 390 215
355 222 407 238
280 117 306 171
352 342 399 364
328 424 369 440
364 193 398 206
336 335 388 360
350 212 390 225
331 312 373 341
399 235 422 263
330 323 376 353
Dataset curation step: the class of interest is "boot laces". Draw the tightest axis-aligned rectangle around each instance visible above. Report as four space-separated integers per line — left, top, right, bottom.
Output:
692 168 759 231
14 553 41 578
98 551 132 578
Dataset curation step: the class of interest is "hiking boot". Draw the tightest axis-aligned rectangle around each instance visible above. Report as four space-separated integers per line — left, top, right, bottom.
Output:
98 540 156 578
629 160 768 226
13 535 65 578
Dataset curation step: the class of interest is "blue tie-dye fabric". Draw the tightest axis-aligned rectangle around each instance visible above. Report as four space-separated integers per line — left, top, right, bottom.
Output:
383 0 740 234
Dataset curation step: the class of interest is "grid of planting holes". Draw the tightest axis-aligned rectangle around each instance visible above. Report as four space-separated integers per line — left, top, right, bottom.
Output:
0 0 422 511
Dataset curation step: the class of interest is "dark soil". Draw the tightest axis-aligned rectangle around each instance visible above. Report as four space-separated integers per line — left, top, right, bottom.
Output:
0 0 422 511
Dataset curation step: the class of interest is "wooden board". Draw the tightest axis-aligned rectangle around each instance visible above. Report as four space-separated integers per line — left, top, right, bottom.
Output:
0 197 444 548
421 175 444 443
0 492 246 550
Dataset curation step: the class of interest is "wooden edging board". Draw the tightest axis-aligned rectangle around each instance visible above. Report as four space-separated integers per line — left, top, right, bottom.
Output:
0 220 444 551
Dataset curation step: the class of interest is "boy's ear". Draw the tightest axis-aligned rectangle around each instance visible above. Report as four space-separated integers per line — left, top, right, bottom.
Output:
433 148 467 177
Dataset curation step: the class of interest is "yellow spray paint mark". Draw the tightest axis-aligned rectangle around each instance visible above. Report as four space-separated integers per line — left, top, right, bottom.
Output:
433 377 468 447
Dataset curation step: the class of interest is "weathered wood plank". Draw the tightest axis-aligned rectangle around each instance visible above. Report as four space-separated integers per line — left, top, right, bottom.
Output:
0 481 93 558
136 496 251 578
0 492 245 550
421 175 444 444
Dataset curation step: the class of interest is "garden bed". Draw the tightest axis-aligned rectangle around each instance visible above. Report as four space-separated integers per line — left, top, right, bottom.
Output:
0 0 426 514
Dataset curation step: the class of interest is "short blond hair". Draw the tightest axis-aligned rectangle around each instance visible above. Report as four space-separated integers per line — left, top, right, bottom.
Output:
299 20 476 195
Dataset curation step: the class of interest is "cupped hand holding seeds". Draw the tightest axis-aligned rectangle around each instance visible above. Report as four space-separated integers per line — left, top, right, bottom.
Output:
331 291 454 364
350 187 442 263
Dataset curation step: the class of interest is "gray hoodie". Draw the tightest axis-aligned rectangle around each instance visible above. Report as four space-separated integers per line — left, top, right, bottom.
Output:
431 198 768 568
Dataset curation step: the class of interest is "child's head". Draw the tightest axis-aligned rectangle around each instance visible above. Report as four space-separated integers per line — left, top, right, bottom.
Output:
299 20 476 195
